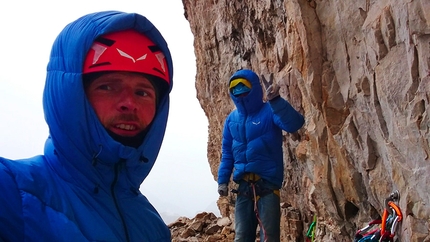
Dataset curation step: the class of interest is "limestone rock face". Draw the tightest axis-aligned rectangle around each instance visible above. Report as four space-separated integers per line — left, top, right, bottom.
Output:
182 0 430 241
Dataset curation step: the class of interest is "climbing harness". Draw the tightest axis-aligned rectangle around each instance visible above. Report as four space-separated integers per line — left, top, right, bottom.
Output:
306 214 317 242
232 173 280 242
354 190 403 242
242 173 280 201
243 173 261 182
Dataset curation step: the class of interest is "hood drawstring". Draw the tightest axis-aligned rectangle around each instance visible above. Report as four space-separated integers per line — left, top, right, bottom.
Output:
91 145 103 194
91 145 103 166
139 156 149 163
130 187 139 196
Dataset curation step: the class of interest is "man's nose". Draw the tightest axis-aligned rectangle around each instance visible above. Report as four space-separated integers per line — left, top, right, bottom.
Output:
117 90 138 112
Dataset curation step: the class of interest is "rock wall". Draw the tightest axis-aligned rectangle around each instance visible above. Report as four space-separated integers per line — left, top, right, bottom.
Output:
182 0 430 241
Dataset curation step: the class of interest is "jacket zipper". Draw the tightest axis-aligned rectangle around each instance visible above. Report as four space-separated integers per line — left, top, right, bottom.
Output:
242 98 249 163
111 159 130 242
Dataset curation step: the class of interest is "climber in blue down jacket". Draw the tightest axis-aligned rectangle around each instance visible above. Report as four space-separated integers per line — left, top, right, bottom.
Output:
0 11 173 241
217 69 305 242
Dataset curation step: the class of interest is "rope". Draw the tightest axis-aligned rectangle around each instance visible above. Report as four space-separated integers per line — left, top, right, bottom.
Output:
251 183 268 242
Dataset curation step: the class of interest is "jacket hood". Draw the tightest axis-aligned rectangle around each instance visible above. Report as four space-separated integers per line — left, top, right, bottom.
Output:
229 69 264 114
42 11 173 191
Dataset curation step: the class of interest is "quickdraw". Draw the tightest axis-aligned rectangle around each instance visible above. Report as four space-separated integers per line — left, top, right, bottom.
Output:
306 214 317 242
354 190 403 242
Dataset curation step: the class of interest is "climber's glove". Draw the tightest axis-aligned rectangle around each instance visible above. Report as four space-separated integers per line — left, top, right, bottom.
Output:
261 73 280 101
218 184 228 196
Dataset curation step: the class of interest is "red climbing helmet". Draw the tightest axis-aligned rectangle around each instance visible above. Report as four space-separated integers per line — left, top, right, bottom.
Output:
83 29 170 84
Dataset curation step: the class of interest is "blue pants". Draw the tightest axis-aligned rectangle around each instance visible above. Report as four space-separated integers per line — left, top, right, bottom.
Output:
234 179 280 242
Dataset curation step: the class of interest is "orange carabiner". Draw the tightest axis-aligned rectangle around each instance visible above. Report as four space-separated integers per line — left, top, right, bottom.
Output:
380 208 389 235
388 201 403 220
380 201 402 236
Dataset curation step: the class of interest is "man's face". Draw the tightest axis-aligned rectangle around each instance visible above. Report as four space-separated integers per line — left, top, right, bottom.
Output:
85 72 156 138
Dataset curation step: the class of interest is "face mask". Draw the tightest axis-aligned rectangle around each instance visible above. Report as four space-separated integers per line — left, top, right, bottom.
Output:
231 83 251 96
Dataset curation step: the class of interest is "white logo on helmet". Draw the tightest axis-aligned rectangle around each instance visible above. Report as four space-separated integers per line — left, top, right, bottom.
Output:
90 43 167 75
117 48 147 63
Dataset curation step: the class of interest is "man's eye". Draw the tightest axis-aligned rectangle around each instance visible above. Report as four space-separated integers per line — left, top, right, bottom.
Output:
135 90 148 97
97 85 112 90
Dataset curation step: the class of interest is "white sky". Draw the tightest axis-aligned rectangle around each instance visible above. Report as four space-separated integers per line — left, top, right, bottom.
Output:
0 1 219 223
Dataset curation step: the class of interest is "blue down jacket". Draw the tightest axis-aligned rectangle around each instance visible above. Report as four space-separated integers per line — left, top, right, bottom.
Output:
0 11 173 241
217 69 304 189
